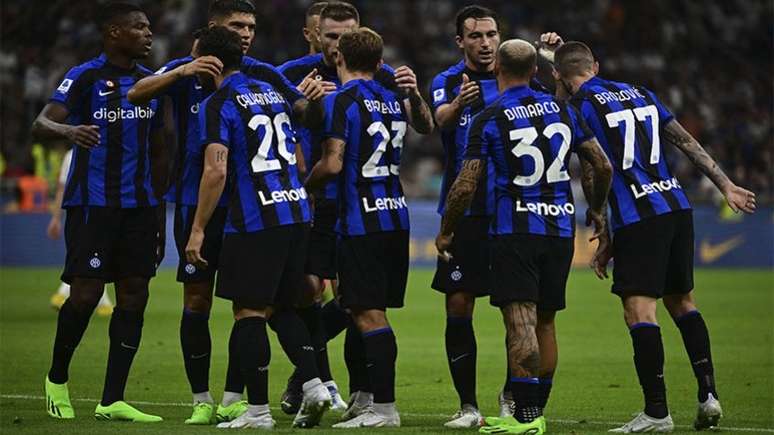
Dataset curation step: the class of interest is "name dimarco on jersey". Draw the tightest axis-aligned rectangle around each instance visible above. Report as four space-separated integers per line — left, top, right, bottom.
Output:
504 101 561 120
235 90 286 108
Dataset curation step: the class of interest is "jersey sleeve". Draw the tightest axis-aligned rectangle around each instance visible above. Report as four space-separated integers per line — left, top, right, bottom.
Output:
199 98 232 149
243 59 303 105
430 72 452 110
49 66 93 113
374 64 401 95
322 92 350 141
463 112 490 160
641 87 675 127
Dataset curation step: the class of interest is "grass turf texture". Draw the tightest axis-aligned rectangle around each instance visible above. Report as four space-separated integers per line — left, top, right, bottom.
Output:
0 267 772 434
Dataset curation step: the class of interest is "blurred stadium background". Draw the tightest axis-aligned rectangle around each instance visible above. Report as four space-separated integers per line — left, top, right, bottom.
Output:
0 1 771 433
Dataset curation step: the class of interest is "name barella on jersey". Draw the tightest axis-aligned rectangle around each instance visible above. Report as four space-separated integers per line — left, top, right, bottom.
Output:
51 53 163 208
571 76 691 231
159 55 302 206
430 60 499 217
199 72 310 233
322 79 410 236
279 53 400 200
465 85 593 237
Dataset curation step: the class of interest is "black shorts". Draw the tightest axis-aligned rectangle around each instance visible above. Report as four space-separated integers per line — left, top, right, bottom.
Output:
337 230 409 310
305 198 338 279
612 210 694 298
215 224 309 308
173 205 227 283
431 216 491 296
489 233 574 311
62 206 159 284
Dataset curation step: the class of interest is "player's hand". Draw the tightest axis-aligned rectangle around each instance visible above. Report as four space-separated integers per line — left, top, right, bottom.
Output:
394 65 421 97
66 125 101 148
585 208 608 242
180 55 223 80
454 73 480 107
46 216 62 240
435 233 454 262
537 32 564 64
591 232 612 280
185 227 208 269
723 184 756 214
298 69 327 101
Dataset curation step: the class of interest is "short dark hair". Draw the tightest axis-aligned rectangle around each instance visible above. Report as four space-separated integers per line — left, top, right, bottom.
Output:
197 26 243 72
498 40 537 78
95 2 144 30
319 2 360 24
455 5 498 37
554 41 595 78
306 2 329 18
208 0 256 20
338 27 382 73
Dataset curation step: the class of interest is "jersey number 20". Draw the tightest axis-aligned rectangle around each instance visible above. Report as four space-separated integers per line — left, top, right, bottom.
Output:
248 112 297 173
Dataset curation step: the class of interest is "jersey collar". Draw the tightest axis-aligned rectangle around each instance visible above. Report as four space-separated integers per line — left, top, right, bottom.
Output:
579 75 606 93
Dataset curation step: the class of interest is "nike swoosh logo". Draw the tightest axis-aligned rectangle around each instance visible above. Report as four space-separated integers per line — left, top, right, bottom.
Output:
194 84 202 90
191 353 209 359
98 90 114 96
120 342 138 350
699 236 744 263
450 353 470 363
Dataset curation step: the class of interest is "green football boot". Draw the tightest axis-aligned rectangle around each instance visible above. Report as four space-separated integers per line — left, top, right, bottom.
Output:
185 402 215 425
45 377 75 419
94 401 163 422
215 400 248 423
479 415 545 434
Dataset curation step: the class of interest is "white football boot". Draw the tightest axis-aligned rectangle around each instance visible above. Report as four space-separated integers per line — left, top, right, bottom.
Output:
694 393 722 430
340 391 373 421
216 410 274 429
444 404 482 428
609 412 674 433
325 380 349 413
498 391 515 417
292 378 332 428
332 403 400 428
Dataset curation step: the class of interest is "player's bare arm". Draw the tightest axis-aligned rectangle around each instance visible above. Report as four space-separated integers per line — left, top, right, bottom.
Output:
577 137 613 279
663 119 756 214
395 65 434 134
31 103 100 149
127 56 223 105
434 73 480 130
502 302 540 377
435 159 484 257
304 137 345 193
186 143 228 269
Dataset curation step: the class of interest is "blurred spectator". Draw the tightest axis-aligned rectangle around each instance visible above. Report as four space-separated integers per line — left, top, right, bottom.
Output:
1 0 771 203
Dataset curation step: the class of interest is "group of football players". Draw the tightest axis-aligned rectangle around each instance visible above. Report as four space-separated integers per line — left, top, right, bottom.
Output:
33 1 756 433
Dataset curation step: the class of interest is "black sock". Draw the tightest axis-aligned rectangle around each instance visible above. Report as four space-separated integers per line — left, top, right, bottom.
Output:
321 299 350 340
445 316 478 409
268 309 319 384
299 304 332 382
344 324 369 395
224 321 244 394
48 300 94 384
537 377 553 410
674 311 717 402
180 309 211 394
509 377 541 423
101 308 143 406
630 323 668 418
503 337 511 397
362 327 397 404
235 317 270 405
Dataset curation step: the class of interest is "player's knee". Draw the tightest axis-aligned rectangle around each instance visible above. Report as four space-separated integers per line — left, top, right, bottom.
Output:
183 282 213 313
663 292 696 318
446 291 475 317
537 310 556 330
352 308 388 332
69 278 104 312
622 296 658 327
115 278 150 312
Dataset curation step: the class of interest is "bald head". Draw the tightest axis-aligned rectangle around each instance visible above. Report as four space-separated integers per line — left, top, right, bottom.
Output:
497 39 537 79
554 41 595 79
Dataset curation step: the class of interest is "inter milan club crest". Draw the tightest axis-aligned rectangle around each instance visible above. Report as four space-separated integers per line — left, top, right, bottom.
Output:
185 264 196 275
89 255 101 269
451 269 462 282
105 80 116 89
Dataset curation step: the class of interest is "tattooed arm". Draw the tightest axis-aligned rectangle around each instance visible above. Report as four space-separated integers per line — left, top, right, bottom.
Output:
186 143 228 268
502 302 540 378
435 159 485 257
305 137 345 194
663 119 756 213
576 137 614 279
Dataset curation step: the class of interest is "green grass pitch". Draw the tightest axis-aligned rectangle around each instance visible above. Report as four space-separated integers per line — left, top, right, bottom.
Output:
0 267 772 434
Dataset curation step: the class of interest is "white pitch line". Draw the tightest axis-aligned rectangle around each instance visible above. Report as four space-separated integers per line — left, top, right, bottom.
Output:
2 394 773 433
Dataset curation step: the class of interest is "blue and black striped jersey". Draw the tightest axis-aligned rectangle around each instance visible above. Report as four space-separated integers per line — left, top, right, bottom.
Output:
430 60 499 217
160 55 302 206
571 76 691 231
465 85 593 237
199 72 310 233
278 53 399 201
322 79 409 236
50 54 163 208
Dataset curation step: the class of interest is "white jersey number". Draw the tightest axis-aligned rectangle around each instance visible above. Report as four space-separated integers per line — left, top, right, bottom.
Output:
508 122 572 187
605 105 660 170
248 112 297 173
362 121 407 178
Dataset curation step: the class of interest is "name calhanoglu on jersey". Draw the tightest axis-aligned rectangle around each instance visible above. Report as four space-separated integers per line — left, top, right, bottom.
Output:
235 90 286 108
